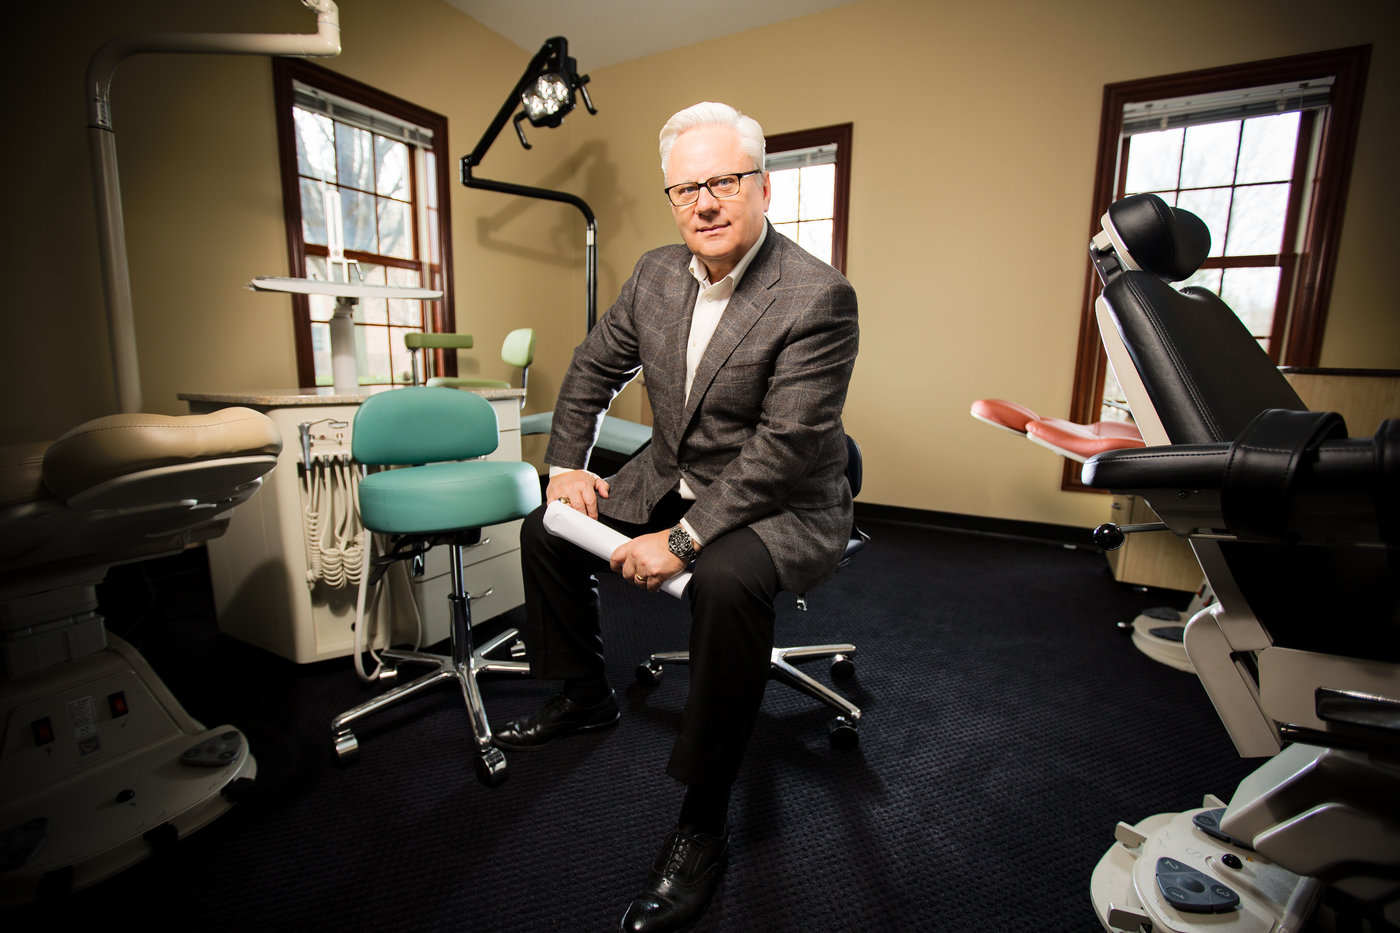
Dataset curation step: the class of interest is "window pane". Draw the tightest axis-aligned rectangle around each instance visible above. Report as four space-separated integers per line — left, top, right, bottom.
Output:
336 123 373 192
386 266 424 326
1176 187 1233 257
1178 267 1222 294
300 179 329 246
354 320 370 384
390 326 416 383
385 265 419 287
798 164 835 219
772 221 799 244
340 189 376 252
1236 112 1300 184
1124 128 1183 193
797 220 833 265
376 137 410 199
425 150 438 210
294 109 336 182
363 325 391 385
356 263 387 324
311 320 331 385
768 169 799 223
1180 120 1240 189
1225 183 1288 255
377 197 412 259
1220 266 1281 336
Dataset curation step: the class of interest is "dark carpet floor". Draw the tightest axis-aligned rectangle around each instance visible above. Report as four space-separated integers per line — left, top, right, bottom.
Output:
11 518 1269 931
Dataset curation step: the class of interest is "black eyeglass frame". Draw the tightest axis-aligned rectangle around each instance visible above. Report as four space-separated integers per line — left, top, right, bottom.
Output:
664 170 763 207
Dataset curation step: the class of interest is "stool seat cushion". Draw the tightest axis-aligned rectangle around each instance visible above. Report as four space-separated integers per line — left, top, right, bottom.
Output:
358 459 540 534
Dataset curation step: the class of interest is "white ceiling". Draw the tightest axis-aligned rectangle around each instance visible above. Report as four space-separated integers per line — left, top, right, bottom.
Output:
443 0 858 70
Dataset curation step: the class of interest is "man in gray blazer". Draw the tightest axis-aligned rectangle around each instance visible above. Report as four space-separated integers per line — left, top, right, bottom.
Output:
492 101 858 933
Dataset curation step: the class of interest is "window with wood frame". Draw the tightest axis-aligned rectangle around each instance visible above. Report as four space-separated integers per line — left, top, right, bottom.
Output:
272 59 456 388
766 123 852 274
1063 46 1369 492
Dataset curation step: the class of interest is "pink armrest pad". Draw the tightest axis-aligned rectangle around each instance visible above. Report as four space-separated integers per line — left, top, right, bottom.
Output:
969 398 1041 434
1027 417 1144 457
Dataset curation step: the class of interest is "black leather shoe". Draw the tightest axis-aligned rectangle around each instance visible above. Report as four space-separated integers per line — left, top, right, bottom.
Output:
491 692 619 750
619 824 729 933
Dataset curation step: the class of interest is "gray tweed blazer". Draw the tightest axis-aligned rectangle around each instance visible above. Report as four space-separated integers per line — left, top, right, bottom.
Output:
545 224 859 594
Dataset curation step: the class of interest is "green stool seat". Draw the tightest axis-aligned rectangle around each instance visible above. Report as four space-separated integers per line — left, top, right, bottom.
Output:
331 386 541 787
359 460 539 534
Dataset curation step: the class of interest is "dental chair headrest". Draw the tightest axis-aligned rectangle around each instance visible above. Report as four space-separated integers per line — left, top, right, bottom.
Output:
1102 193 1211 282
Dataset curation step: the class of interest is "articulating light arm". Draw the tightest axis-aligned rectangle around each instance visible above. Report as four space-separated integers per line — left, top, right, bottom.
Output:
460 36 600 331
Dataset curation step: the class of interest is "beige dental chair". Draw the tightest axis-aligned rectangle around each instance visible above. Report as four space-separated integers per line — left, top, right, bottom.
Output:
0 407 281 905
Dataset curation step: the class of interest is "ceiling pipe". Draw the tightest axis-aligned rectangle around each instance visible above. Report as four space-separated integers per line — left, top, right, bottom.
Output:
85 0 342 413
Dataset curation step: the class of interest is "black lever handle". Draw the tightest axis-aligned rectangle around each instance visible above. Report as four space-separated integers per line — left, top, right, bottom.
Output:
1092 521 1168 550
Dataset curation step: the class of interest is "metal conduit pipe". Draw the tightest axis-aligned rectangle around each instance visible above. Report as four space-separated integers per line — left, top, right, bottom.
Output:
85 0 342 413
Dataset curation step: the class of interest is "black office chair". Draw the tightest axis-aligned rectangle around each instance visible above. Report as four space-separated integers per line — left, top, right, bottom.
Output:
636 435 869 748
1077 193 1399 931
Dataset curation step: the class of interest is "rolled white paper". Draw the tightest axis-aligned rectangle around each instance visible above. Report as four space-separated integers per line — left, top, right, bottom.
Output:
543 500 691 598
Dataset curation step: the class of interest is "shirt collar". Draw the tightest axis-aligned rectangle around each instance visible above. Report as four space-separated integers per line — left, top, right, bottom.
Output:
687 223 769 291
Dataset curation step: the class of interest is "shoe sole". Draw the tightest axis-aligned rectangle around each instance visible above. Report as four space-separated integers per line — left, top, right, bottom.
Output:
492 712 620 752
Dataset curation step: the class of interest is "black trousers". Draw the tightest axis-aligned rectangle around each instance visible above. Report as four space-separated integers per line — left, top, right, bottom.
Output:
519 492 779 788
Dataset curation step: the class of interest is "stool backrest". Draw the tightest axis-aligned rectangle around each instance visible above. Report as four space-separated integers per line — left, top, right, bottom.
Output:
352 387 499 466
501 328 536 370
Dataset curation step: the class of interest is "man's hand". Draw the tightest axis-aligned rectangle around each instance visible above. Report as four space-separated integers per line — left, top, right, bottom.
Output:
611 530 687 593
546 469 609 519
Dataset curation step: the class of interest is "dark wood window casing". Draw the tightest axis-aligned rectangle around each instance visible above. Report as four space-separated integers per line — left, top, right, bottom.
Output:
272 59 457 386
765 123 853 275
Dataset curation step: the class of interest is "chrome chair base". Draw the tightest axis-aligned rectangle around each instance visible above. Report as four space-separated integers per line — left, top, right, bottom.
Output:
636 643 861 748
330 558 529 786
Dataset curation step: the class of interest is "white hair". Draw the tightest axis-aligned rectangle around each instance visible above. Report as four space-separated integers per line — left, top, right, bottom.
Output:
658 102 766 178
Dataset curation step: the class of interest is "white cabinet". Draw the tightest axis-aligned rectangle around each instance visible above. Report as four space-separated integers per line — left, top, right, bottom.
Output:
181 388 529 663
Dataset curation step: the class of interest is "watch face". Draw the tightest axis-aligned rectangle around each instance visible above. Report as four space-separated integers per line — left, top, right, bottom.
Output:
669 525 694 559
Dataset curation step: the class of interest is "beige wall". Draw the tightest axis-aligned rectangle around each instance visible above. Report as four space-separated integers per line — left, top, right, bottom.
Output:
5 0 1396 531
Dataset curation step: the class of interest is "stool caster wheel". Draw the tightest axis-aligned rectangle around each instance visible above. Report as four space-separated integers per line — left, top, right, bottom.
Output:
333 729 359 764
476 747 508 787
510 638 527 660
635 659 663 687
830 654 855 679
827 715 859 749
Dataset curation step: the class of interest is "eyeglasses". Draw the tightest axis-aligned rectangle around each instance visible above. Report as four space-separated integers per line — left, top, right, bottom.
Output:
664 170 762 207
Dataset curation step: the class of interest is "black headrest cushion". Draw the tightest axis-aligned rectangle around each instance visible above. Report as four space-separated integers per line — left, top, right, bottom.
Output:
1107 193 1211 282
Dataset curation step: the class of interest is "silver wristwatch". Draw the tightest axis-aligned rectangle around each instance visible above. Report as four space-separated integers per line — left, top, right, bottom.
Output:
667 523 698 561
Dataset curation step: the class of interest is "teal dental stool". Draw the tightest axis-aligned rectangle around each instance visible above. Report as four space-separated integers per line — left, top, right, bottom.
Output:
330 386 540 786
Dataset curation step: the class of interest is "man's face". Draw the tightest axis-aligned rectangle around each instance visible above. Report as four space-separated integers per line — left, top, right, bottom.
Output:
666 124 770 282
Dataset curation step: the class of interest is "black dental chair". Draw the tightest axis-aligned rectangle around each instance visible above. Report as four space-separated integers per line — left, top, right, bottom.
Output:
1079 193 1399 931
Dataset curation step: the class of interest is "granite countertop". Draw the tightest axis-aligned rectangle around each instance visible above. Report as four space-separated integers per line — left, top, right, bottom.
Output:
179 386 526 407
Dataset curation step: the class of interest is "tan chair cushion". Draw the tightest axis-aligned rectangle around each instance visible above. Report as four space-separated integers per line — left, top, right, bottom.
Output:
43 408 282 501
0 441 51 508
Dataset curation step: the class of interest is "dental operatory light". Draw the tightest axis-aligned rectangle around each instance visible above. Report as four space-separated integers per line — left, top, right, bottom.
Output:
509 37 595 148
460 36 601 329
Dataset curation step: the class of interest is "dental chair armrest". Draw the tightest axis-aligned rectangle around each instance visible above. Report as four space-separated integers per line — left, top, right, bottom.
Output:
1083 412 1399 546
1081 444 1228 491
